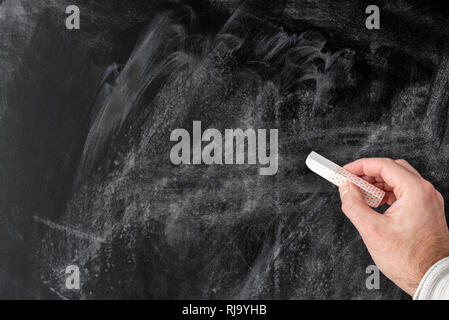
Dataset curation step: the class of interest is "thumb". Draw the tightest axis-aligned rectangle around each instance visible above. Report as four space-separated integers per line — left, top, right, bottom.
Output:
339 181 381 234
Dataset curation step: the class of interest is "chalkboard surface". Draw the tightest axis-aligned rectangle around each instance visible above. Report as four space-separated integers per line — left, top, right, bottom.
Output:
0 0 448 299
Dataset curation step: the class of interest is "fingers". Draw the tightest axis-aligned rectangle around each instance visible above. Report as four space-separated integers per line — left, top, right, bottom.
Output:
359 160 420 179
359 159 418 197
381 191 396 205
374 182 394 192
339 181 383 234
358 180 395 204
361 176 394 193
361 175 375 184
343 158 420 198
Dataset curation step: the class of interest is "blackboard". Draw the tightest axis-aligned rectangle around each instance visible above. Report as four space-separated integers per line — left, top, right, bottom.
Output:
0 0 448 299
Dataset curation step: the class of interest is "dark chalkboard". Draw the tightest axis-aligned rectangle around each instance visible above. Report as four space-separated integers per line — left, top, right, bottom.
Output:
0 0 448 299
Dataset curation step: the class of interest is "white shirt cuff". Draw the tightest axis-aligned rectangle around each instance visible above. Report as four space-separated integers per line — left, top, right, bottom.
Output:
414 256 449 300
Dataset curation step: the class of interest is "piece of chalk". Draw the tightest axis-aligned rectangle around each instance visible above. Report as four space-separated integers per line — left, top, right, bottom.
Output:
305 151 385 207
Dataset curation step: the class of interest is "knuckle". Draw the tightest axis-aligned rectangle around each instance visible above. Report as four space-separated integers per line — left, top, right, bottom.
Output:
395 159 409 166
382 158 395 166
421 179 435 195
422 179 434 190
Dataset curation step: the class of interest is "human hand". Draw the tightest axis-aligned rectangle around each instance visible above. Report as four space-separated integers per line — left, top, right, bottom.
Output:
338 158 449 296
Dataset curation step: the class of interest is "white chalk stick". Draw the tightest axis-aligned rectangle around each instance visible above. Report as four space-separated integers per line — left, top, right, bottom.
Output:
306 151 385 207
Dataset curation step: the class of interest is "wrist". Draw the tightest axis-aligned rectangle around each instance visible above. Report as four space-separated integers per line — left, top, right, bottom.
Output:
410 246 449 296
413 256 449 299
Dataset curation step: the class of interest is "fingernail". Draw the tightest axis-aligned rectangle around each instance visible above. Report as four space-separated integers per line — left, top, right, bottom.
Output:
339 181 350 198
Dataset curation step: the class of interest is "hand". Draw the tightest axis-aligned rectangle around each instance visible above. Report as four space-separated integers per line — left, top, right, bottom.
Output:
338 158 449 296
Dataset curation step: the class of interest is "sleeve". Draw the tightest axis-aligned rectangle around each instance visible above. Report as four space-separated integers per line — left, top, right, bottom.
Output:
413 256 449 300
